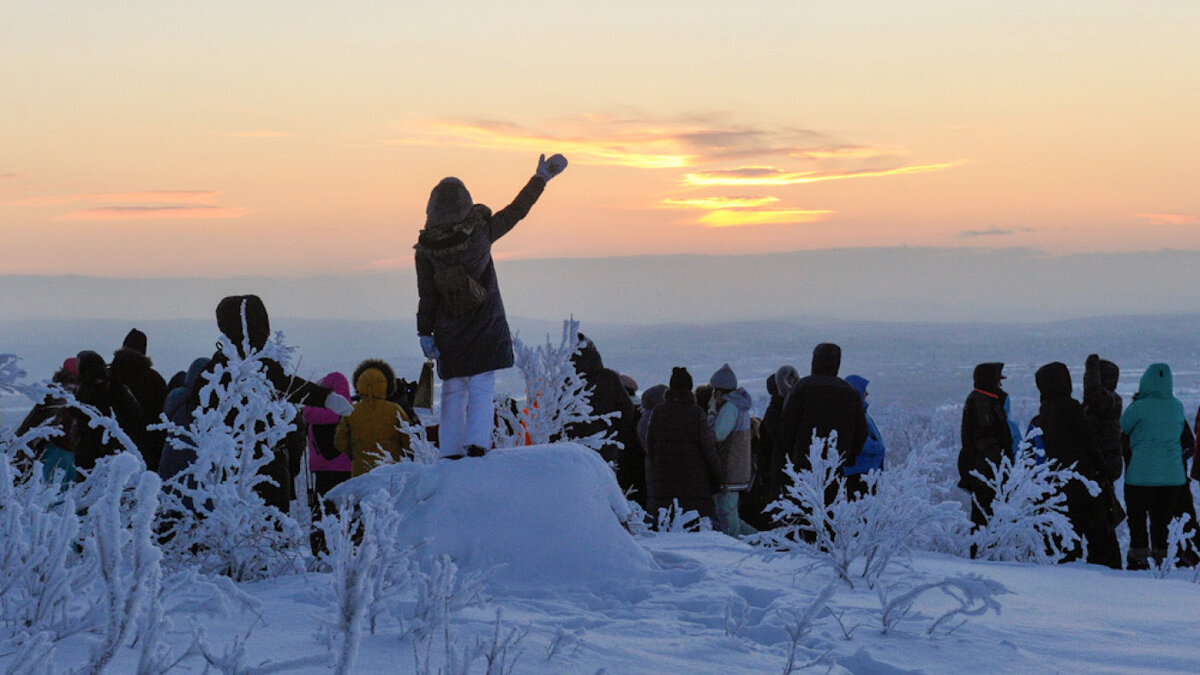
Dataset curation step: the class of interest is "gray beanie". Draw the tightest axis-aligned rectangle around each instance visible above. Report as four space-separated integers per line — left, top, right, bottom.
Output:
709 363 737 390
425 177 473 227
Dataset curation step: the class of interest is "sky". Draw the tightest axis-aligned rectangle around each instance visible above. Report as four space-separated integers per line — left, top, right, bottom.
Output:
2 1 1199 278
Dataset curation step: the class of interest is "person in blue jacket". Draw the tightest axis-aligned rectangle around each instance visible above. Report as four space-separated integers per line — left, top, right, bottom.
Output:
843 375 886 498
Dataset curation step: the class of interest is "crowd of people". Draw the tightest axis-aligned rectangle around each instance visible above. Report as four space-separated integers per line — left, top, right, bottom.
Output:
9 151 1200 572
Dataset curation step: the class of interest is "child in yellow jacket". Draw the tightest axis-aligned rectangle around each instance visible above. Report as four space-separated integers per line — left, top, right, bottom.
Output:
335 359 412 477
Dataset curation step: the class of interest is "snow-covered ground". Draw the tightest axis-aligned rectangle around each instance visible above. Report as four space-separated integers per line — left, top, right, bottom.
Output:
17 444 1198 674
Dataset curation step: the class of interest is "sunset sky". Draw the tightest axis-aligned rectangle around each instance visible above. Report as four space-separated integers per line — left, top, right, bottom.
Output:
2 1 1198 277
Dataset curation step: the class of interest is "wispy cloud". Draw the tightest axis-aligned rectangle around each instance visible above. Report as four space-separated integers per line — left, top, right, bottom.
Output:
8 191 220 207
660 195 830 228
210 131 293 139
693 209 832 228
60 206 248 221
0 173 17 181
1136 213 1200 226
373 114 904 170
682 162 960 187
956 226 1034 238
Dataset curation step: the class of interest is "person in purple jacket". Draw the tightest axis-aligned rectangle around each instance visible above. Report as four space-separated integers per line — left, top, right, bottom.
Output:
304 372 352 556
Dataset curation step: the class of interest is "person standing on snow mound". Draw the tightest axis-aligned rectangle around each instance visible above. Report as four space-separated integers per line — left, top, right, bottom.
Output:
414 153 567 460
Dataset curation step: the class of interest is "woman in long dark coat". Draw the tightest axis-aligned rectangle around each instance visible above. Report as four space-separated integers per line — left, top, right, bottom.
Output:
644 367 723 525
414 153 567 459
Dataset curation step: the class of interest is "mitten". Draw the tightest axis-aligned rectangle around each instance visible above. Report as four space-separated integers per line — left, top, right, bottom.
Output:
420 335 440 359
535 153 568 181
324 392 354 417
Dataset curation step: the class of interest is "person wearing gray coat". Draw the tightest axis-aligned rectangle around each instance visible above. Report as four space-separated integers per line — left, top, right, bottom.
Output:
415 153 567 459
709 363 756 537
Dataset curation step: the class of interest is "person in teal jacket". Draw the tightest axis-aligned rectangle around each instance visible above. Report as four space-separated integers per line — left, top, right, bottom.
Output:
1120 363 1189 569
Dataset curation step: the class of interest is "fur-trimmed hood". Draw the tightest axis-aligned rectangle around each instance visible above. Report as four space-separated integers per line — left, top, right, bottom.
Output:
352 359 396 399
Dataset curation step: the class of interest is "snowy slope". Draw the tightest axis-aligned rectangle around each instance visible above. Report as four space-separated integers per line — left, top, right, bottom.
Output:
28 442 1197 674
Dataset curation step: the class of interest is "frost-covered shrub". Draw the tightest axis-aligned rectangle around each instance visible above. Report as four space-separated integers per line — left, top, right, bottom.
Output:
154 333 303 581
762 431 968 588
494 318 617 454
968 453 1085 563
654 499 710 533
0 451 165 673
877 574 1007 635
398 412 439 466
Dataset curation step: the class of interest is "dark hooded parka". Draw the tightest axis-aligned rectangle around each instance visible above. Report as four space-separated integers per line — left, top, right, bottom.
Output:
194 295 334 513
1035 362 1121 568
1082 354 1124 482
562 333 635 464
414 176 546 380
109 328 168 472
778 344 868 478
644 368 723 523
958 362 1013 529
72 350 142 473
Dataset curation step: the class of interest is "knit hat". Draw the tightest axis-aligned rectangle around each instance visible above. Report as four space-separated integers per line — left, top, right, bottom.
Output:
641 383 668 410
773 365 800 395
669 366 693 392
122 328 148 355
709 363 737 391
61 357 79 378
425 177 474 227
618 373 638 395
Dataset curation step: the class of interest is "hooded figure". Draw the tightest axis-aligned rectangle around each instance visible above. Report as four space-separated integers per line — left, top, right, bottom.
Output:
842 375 887 496
304 371 353 557
158 356 211 481
644 367 723 524
1082 354 1124 482
190 295 347 513
1035 362 1121 569
777 344 868 482
1121 362 1188 568
763 365 798 499
564 333 635 464
109 328 168 472
336 360 411 477
414 154 566 459
72 350 142 473
958 362 1013 537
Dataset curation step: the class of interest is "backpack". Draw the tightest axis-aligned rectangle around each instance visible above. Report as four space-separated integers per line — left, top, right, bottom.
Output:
433 264 487 317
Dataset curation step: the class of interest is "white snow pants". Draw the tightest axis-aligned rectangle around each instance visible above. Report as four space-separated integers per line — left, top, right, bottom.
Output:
438 370 496 457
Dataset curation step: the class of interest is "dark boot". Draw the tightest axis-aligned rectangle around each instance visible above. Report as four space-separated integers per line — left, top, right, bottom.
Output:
466 444 488 458
1127 547 1151 571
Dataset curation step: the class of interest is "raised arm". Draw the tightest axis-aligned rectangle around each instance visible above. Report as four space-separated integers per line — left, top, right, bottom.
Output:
486 153 567 242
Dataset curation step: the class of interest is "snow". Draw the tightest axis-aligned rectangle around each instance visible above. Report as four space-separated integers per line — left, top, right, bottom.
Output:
329 443 653 589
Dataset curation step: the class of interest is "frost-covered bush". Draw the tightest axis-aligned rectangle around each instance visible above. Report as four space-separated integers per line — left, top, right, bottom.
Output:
494 318 617 454
398 412 439 466
877 574 1007 635
968 453 1086 563
654 499 710 533
762 431 968 588
154 333 303 581
0 451 165 673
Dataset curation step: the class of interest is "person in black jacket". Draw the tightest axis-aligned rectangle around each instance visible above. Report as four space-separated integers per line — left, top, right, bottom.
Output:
415 153 567 459
109 328 168 473
193 295 352 513
778 344 868 486
959 362 1013 540
1035 362 1121 568
645 367 723 525
563 333 635 464
71 350 142 475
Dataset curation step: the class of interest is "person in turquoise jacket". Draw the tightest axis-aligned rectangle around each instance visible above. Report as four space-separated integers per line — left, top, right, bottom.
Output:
1120 363 1189 569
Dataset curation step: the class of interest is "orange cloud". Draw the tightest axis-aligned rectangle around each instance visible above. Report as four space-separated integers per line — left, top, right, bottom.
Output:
0 173 17 180
9 191 220 207
682 162 960 187
1136 213 1200 226
60 206 248 221
660 196 781 209
377 115 903 171
694 209 831 228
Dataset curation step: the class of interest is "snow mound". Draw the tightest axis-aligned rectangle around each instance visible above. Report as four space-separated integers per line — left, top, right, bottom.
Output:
330 442 659 588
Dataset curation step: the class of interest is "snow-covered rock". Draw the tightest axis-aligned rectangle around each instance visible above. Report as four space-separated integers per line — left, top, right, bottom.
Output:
329 442 658 588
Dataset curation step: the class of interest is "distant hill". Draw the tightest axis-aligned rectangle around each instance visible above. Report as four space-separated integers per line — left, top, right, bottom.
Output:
4 247 1200 325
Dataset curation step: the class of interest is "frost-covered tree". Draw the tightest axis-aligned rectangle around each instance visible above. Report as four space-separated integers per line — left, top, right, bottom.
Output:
493 318 617 453
968 453 1086 563
154 333 304 581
